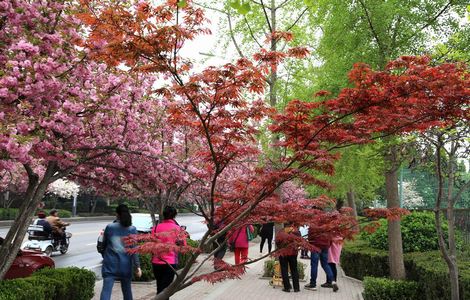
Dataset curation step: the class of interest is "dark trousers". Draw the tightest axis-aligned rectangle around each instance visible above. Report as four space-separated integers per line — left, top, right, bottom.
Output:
213 236 227 260
279 255 300 291
310 248 334 285
260 235 273 253
329 262 337 281
152 264 177 299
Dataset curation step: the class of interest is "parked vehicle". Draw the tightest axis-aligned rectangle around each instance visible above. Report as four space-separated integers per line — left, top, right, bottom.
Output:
97 213 156 254
22 224 72 256
132 213 155 233
0 237 55 279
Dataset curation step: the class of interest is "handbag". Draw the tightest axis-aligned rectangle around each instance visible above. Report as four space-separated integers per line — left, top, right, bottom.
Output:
246 226 254 241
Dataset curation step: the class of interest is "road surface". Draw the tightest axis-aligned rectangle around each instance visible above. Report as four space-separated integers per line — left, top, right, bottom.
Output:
0 214 206 276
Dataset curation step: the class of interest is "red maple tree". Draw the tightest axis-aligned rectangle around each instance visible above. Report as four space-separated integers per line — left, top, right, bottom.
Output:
77 1 469 298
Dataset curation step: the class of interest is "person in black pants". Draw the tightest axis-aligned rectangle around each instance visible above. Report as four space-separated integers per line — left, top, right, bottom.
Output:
259 222 274 254
276 224 300 293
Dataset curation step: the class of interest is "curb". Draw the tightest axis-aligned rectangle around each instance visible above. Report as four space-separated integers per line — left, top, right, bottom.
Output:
0 213 196 228
0 216 116 227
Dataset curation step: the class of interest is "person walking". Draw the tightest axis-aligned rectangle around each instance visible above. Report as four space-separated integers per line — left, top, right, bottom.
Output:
275 224 300 293
229 224 254 265
100 204 142 300
328 235 343 282
259 222 274 254
151 206 187 299
304 228 338 292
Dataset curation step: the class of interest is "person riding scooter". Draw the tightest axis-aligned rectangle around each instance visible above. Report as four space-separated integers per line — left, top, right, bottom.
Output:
34 211 52 238
46 209 70 248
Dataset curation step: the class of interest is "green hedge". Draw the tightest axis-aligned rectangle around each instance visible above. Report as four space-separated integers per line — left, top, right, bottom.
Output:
134 238 199 282
0 267 95 300
133 254 154 282
0 208 19 220
361 212 463 253
341 239 470 300
341 239 389 279
363 277 419 300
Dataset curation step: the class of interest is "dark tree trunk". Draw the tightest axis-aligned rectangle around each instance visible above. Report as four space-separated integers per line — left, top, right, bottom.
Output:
0 163 56 279
385 149 406 280
434 138 460 300
346 186 358 217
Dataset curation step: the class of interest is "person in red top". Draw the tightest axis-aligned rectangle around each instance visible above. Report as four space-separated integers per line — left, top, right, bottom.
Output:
275 223 300 293
228 224 254 265
151 206 187 298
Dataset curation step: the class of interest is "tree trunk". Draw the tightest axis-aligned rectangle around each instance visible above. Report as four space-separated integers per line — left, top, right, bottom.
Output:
91 195 98 214
3 191 10 208
385 149 406 280
434 141 460 300
346 187 358 217
0 164 55 279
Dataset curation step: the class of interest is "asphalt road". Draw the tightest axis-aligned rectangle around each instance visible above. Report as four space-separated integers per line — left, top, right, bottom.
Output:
0 215 207 276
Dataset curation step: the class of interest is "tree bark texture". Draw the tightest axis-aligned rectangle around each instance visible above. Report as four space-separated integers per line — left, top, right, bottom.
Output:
0 164 55 279
385 149 406 280
346 187 358 217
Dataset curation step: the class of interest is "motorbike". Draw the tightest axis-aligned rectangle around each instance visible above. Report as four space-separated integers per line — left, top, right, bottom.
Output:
22 224 72 256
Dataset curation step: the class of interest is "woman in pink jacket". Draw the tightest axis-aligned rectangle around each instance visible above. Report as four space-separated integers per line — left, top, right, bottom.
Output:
151 206 187 298
229 224 254 265
328 236 343 283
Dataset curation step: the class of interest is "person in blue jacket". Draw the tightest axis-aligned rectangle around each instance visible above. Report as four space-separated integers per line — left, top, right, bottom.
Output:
100 204 142 300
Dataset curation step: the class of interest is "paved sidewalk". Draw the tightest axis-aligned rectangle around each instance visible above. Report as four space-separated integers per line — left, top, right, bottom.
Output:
92 242 363 300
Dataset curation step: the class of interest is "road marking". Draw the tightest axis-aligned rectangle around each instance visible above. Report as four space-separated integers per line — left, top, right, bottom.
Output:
86 243 96 246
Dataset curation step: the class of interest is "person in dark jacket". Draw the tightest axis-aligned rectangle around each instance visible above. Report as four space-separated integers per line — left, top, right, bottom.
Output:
34 211 52 237
275 224 300 293
259 222 274 254
304 228 338 292
100 204 141 300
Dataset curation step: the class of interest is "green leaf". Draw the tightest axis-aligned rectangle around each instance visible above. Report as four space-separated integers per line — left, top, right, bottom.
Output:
238 2 251 15
230 0 241 10
177 0 187 8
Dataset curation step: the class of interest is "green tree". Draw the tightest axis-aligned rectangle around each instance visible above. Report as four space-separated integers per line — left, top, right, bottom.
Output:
311 0 468 282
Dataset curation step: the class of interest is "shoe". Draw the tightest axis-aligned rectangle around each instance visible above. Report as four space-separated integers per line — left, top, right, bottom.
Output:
294 289 300 293
304 283 317 291
282 288 291 293
321 282 333 288
332 282 339 292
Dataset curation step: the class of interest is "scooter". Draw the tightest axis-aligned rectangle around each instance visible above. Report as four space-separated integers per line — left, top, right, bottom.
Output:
22 224 72 256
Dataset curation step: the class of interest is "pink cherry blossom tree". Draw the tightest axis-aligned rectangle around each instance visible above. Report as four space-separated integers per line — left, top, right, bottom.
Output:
0 0 162 278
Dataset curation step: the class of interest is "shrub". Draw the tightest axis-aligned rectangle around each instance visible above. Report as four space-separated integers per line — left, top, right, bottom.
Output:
362 212 462 252
406 252 470 300
340 239 389 280
262 259 306 280
0 278 45 300
363 277 419 300
57 209 72 218
133 254 154 281
342 238 470 300
0 267 95 300
0 208 19 220
178 238 199 269
34 267 95 300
